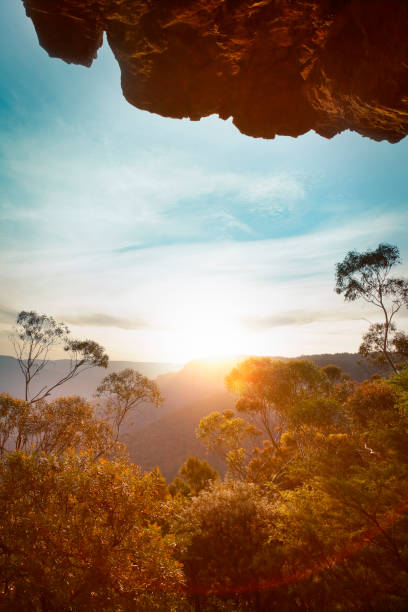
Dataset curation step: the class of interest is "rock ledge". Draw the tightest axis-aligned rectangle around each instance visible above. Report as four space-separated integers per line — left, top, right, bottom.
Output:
23 0 408 142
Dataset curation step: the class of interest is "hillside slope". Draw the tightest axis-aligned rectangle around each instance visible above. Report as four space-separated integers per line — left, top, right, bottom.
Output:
126 390 234 481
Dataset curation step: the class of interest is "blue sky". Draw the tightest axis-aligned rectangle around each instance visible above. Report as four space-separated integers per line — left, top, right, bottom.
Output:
1 0 407 362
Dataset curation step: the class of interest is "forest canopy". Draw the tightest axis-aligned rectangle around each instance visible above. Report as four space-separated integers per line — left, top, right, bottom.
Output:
2 362 408 610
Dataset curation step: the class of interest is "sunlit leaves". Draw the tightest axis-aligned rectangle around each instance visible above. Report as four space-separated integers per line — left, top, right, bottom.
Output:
0 451 184 610
0 393 123 460
197 410 260 479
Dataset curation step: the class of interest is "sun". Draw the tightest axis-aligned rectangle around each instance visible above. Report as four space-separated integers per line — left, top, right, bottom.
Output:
164 304 250 362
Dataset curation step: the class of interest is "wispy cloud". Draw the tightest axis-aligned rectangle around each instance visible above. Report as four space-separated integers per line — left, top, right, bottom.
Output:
0 207 407 360
0 305 16 324
63 313 150 331
0 129 306 252
243 310 364 331
242 174 306 214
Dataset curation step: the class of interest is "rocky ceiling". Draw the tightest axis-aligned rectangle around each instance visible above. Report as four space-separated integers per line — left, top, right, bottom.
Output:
22 0 408 142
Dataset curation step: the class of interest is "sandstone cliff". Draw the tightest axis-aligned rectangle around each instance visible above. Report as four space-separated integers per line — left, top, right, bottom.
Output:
22 0 408 142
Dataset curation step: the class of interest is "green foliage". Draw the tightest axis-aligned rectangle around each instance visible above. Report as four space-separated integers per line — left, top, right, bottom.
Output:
321 363 343 383
346 380 397 427
150 465 169 500
389 363 408 393
169 476 191 498
0 394 31 457
393 330 408 361
226 358 329 449
198 359 355 487
4 299 408 610
178 455 219 495
289 397 346 429
335 243 402 301
64 338 109 368
186 363 408 610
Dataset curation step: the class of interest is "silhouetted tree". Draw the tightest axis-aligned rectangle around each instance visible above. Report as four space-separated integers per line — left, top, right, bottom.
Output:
11 310 108 402
335 243 408 373
96 368 162 440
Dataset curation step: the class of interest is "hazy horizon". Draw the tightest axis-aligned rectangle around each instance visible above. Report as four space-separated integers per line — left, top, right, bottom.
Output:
0 349 364 368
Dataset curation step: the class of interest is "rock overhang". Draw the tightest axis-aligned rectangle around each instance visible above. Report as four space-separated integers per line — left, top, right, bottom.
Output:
22 0 408 142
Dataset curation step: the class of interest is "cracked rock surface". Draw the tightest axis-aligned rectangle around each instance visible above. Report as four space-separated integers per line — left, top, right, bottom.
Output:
23 0 408 142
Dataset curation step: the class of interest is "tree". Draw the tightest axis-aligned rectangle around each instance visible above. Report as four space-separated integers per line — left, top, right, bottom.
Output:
168 477 191 498
321 364 343 384
189 368 408 610
173 481 277 610
0 451 185 610
197 360 337 484
197 409 261 479
178 456 219 496
225 358 329 452
335 243 408 373
0 394 31 458
0 393 123 460
11 310 109 402
393 330 408 362
96 368 163 440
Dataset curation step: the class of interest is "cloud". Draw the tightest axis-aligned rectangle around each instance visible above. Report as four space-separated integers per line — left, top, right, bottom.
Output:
242 174 306 214
243 310 363 331
0 129 307 253
63 313 150 331
0 305 17 324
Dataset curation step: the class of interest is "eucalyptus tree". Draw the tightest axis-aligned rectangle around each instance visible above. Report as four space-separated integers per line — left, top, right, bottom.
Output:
225 357 329 451
0 393 123 460
11 310 109 402
335 243 408 373
96 368 162 440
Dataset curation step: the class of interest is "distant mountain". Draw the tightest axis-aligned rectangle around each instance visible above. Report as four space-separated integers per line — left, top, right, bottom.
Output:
155 356 244 412
296 352 384 382
0 355 182 402
117 357 245 435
